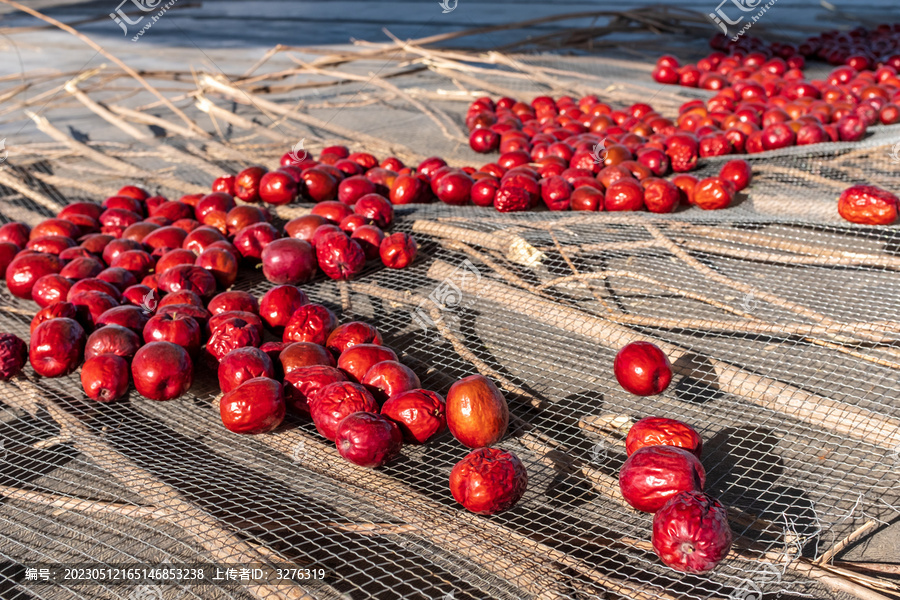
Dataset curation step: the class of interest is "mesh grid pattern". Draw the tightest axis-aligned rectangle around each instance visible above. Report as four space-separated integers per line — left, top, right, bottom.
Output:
0 46 899 600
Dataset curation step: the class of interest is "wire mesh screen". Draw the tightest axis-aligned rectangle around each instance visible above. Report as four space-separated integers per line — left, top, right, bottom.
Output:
0 37 899 600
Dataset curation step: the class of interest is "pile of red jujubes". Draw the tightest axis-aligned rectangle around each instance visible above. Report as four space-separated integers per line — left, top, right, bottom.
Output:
0 190 527 514
653 31 900 140
463 94 755 213
216 147 421 280
648 29 900 225
613 342 733 574
218 306 449 471
0 178 419 407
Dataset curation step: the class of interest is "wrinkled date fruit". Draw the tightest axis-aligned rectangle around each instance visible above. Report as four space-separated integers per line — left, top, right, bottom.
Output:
335 412 403 468
206 317 261 363
316 231 366 280
219 377 286 434
446 374 509 449
449 448 527 515
218 347 275 393
131 341 193 400
626 417 703 459
619 445 706 513
310 381 379 441
326 321 382 355
493 186 531 212
0 333 27 380
614 341 672 396
81 354 130 402
283 365 346 415
652 491 732 573
379 233 417 269
283 304 337 345
838 185 899 225
381 389 446 444
29 318 86 378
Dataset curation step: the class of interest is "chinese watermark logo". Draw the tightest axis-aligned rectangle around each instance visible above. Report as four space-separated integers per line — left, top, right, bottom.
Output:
288 138 308 164
740 292 759 313
589 439 610 466
128 584 163 600
291 440 307 463
109 0 180 42
728 559 783 599
590 138 608 164
410 259 481 343
707 0 778 41
438 0 457 14
728 579 762 600
890 141 900 164
139 288 157 315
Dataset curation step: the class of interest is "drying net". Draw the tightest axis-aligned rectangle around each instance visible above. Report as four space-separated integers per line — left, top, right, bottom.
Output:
1 20 899 600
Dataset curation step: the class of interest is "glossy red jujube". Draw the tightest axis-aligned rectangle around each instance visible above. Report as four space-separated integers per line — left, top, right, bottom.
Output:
614 341 672 396
29 318 86 378
446 374 509 449
81 354 130 402
219 377 286 434
131 341 193 401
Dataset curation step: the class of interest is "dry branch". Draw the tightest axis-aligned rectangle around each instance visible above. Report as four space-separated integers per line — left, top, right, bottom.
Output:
30 172 113 199
0 484 171 521
15 379 317 600
253 427 678 600
66 79 226 178
287 59 467 144
0 167 61 213
199 74 423 163
27 112 207 195
195 94 297 143
426 259 900 450
0 0 204 136
413 220 544 266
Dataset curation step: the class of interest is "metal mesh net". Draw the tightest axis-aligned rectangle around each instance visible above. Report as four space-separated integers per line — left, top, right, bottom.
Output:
0 33 899 600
